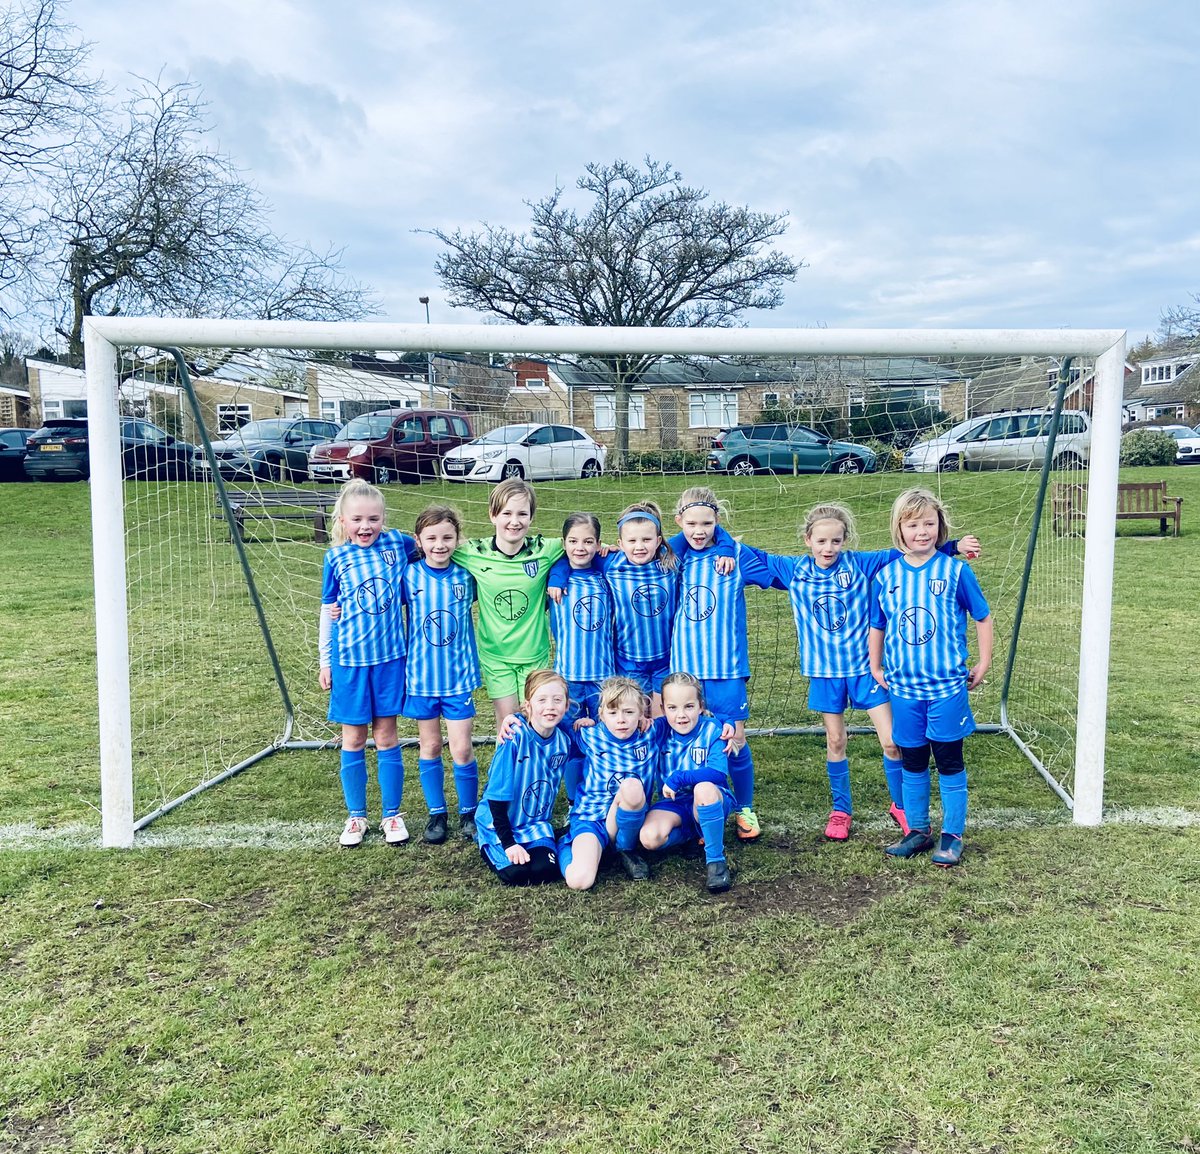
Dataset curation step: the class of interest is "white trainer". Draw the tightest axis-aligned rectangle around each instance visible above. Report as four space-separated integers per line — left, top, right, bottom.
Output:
339 816 369 848
380 814 410 845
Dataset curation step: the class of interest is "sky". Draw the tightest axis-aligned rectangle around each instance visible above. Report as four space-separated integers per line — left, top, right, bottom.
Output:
64 0 1200 345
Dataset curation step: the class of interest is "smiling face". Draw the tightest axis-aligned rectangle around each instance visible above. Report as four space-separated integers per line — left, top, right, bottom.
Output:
417 518 459 568
564 525 599 568
618 519 662 566
600 694 643 740
662 681 703 736
675 505 719 551
525 677 569 736
805 517 848 569
490 496 533 554
899 509 941 560
340 496 386 548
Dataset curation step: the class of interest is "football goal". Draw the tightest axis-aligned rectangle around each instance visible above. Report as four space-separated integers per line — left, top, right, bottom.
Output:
81 317 1126 847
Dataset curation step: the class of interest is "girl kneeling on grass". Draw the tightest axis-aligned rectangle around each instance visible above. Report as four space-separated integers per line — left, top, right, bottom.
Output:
474 670 571 887
639 673 738 894
318 479 415 849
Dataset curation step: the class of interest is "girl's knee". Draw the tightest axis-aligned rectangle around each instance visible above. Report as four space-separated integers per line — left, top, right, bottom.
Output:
825 734 848 760
881 740 900 761
639 824 667 851
693 782 720 807
564 864 595 892
420 738 445 760
617 779 646 808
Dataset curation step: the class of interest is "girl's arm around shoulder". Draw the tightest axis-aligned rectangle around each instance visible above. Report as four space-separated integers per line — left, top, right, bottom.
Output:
968 614 994 690
738 542 794 590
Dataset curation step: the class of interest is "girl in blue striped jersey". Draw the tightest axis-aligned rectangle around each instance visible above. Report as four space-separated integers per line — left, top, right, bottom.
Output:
744 503 979 843
869 489 992 867
475 670 571 887
402 505 483 846
558 676 665 890
639 673 738 893
670 487 774 843
318 480 415 849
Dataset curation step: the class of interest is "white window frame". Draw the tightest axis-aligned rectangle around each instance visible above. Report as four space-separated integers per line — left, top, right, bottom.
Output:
762 391 780 409
688 391 739 428
216 403 252 434
43 399 63 421
514 376 550 393
594 391 646 431
320 399 340 424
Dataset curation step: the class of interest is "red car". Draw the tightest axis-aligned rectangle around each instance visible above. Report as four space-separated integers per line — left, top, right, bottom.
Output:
308 409 473 484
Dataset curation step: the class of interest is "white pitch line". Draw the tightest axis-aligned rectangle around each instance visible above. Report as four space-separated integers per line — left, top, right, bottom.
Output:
2 806 1199 851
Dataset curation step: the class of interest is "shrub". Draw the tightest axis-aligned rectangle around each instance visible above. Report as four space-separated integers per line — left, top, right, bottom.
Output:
616 449 710 476
862 438 904 471
1120 428 1177 467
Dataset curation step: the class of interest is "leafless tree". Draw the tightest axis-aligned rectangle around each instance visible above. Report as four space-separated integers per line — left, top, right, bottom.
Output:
427 158 799 464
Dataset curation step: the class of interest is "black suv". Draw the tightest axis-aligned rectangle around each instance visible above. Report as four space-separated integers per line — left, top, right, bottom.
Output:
23 418 198 481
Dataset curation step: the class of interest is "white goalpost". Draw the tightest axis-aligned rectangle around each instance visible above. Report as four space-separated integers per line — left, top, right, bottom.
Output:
83 316 1126 848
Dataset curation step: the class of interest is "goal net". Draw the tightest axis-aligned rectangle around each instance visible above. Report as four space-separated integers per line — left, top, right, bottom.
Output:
82 319 1125 846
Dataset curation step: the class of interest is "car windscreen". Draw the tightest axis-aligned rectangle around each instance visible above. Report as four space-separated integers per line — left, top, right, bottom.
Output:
340 413 396 441
473 425 536 444
233 420 290 440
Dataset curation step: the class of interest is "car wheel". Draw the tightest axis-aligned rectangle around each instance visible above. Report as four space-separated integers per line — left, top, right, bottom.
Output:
580 458 602 479
833 455 864 474
1054 452 1083 470
375 466 392 485
501 460 525 480
728 457 756 477
938 454 962 472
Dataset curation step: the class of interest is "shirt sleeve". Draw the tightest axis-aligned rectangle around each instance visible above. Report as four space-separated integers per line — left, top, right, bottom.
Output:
548 555 572 588
955 563 991 620
736 542 776 590
320 553 339 604
869 573 888 630
739 544 795 591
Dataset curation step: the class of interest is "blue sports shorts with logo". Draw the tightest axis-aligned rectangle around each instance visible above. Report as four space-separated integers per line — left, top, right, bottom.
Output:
701 677 750 723
566 816 612 852
328 657 406 725
616 655 671 695
568 679 603 719
890 685 976 747
807 673 889 714
649 787 736 841
403 691 476 721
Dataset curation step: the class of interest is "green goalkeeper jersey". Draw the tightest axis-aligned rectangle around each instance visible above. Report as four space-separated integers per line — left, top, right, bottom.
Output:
453 535 566 665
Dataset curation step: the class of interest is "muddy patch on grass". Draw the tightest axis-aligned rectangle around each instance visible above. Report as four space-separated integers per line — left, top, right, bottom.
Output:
712 870 901 925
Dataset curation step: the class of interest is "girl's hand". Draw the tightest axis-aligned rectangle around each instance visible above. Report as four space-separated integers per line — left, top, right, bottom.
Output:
496 713 523 743
597 542 613 558
328 604 341 621
713 555 735 576
662 783 677 800
967 662 989 690
871 667 888 691
720 722 736 742
959 535 982 560
319 667 332 691
573 716 595 731
505 843 530 865
637 715 653 732
547 586 564 605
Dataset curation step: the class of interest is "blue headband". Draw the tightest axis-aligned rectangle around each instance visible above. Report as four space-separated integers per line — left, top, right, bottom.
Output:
617 512 661 531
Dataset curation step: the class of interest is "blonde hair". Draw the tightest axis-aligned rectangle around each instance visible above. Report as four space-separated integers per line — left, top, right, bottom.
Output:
598 675 649 718
890 487 952 550
522 668 568 706
414 503 463 543
489 478 537 519
661 671 706 711
331 479 386 546
616 501 676 571
802 502 858 548
675 485 729 522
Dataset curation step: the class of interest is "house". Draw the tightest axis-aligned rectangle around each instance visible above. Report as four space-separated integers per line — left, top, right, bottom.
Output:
1123 348 1199 425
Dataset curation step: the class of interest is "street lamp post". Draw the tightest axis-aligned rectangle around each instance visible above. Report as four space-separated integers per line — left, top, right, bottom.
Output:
419 296 434 407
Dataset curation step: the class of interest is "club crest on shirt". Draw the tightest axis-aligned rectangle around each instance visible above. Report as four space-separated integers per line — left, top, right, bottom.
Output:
549 753 567 770
928 579 947 596
691 746 708 764
835 570 853 589
382 549 397 566
523 560 540 578
634 744 649 761
453 583 467 600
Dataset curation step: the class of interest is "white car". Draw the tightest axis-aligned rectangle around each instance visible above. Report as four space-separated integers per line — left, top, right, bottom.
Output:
440 423 607 482
1159 424 1200 464
903 409 1091 472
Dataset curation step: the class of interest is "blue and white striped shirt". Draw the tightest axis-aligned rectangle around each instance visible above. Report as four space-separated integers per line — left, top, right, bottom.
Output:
602 552 678 665
870 552 991 701
321 529 413 667
572 722 664 822
547 557 616 682
654 715 732 798
475 722 570 853
402 560 481 696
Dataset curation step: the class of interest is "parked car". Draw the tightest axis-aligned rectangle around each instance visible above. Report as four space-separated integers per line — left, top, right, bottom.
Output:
1158 424 1200 464
705 423 876 476
903 409 1091 472
309 409 473 484
23 418 198 481
0 427 31 481
196 417 342 482
441 423 607 482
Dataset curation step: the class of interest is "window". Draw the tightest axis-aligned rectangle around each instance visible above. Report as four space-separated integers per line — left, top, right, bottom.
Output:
922 386 942 406
762 391 780 409
395 421 423 443
688 392 738 428
526 426 555 446
553 426 584 443
320 399 340 424
428 415 451 439
43 400 63 421
515 375 549 392
594 392 646 431
451 416 470 437
217 404 252 434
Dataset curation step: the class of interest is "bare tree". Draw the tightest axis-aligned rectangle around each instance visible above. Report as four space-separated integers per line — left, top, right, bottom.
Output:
0 0 96 300
50 79 376 361
1160 294 1200 343
427 158 799 464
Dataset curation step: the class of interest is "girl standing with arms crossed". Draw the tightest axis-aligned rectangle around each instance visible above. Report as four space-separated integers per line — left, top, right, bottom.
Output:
452 479 564 728
318 479 414 848
402 505 483 844
869 488 992 867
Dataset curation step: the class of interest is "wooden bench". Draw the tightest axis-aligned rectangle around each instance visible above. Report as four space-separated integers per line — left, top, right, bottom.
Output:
1053 480 1182 537
217 488 341 543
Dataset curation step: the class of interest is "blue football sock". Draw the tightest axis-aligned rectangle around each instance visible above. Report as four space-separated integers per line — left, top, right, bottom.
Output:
452 760 478 813
614 805 647 851
883 756 905 808
556 832 574 875
902 767 932 833
563 755 583 805
339 748 368 818
826 758 852 813
939 770 968 837
696 801 727 864
376 746 405 818
728 743 755 810
418 757 447 815
662 826 690 850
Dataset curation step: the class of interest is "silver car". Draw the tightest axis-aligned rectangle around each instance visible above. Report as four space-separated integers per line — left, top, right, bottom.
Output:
903 409 1091 472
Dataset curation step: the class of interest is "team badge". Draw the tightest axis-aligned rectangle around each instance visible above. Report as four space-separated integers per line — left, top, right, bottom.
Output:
691 746 708 764
835 570 852 589
928 579 947 596
634 744 648 761
523 560 540 578
382 549 397 566
550 753 567 769
453 583 467 600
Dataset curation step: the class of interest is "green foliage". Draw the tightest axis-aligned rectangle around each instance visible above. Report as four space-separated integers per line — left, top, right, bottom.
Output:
1120 428 1177 467
861 438 904 471
616 448 710 475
